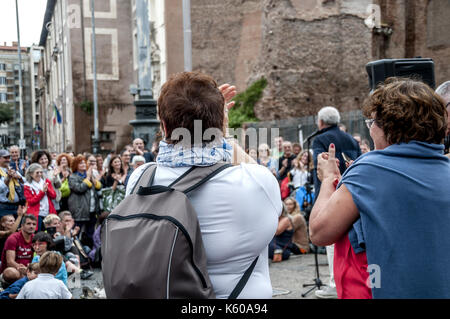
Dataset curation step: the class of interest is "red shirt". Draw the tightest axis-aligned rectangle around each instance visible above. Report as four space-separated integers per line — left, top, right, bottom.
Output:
0 231 34 273
333 234 372 299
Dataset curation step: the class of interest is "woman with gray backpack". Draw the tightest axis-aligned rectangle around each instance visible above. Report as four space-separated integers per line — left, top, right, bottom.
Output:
102 72 282 299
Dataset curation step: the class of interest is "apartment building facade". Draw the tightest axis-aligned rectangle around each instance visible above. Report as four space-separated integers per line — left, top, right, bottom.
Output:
0 42 36 153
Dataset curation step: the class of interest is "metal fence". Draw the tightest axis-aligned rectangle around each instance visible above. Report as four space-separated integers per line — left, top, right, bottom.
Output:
243 109 373 150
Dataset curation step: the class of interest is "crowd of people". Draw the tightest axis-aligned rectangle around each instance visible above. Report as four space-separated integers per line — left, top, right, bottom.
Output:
0 72 448 300
0 137 158 299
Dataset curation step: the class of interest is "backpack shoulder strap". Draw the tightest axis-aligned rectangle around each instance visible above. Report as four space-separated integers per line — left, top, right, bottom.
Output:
228 257 259 299
129 163 157 195
170 162 233 194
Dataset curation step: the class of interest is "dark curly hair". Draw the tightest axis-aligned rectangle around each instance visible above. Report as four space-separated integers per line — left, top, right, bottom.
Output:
31 150 51 166
363 77 447 145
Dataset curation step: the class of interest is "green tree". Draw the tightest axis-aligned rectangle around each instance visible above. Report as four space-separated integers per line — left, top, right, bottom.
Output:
0 103 14 125
228 77 267 129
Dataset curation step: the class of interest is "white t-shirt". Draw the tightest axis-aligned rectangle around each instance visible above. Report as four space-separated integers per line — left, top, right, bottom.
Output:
290 168 308 189
127 162 282 299
16 273 72 299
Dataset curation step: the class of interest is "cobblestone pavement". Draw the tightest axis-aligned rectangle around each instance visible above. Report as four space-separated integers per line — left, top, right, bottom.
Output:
69 252 330 299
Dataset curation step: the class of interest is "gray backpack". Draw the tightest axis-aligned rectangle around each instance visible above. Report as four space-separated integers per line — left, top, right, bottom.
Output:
101 163 258 299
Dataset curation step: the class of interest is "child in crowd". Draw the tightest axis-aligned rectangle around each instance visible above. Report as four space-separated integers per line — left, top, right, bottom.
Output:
16 251 72 299
0 263 40 299
31 232 68 286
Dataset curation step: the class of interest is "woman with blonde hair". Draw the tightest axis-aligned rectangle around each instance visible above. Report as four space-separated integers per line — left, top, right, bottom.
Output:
284 197 310 255
257 143 277 177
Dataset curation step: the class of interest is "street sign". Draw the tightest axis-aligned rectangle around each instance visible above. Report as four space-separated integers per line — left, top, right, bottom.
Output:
19 139 26 149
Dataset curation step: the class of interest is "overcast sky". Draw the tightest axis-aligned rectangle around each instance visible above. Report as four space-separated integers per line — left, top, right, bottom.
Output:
0 0 47 47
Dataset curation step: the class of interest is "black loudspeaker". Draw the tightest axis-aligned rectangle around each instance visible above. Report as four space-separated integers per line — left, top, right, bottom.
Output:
366 58 436 91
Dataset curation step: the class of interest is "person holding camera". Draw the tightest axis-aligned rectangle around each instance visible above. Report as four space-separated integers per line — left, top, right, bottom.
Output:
23 163 57 232
0 149 26 219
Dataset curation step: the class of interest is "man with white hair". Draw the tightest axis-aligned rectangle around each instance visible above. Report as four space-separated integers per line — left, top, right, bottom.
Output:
435 81 450 156
311 106 361 299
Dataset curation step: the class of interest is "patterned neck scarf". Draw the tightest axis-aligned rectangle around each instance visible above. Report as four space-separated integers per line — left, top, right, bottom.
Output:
156 139 232 167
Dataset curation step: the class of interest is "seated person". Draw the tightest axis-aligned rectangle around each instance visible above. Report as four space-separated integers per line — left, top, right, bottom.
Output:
284 197 310 254
0 214 36 275
269 205 295 262
31 232 68 286
0 263 40 299
0 267 21 289
16 251 72 299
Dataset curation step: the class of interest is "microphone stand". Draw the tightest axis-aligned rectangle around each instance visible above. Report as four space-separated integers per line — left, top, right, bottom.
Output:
301 135 324 298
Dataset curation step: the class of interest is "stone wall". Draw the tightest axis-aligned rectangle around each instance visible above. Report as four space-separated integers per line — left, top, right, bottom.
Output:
189 0 450 124
191 0 373 121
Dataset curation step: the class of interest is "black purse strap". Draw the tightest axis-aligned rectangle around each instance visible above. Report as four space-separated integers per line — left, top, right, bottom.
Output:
228 256 259 299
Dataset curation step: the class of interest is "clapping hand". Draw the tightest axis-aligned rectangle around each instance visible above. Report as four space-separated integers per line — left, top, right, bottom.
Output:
43 182 48 193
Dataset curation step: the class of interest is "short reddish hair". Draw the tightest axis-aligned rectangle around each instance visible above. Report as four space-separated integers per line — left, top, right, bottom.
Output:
363 77 447 145
71 155 86 173
56 153 73 167
157 72 225 145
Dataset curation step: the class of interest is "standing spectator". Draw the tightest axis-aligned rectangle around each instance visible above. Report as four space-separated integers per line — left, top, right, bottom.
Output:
289 150 310 190
68 155 101 247
277 141 296 182
101 155 126 213
31 150 61 212
131 138 154 163
257 143 277 176
31 231 68 285
0 205 26 256
248 148 258 162
0 214 37 275
0 262 39 299
9 145 27 176
120 149 131 177
360 139 371 154
95 154 105 178
23 164 57 232
352 133 362 146
50 152 58 168
311 106 361 299
292 143 302 157
271 136 284 160
0 149 26 219
338 123 347 132
55 153 73 212
16 251 72 299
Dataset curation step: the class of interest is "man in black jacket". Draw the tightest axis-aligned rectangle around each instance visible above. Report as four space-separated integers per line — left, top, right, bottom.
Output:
311 106 361 299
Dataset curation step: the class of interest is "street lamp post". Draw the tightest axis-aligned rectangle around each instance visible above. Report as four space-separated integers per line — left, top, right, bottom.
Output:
182 0 192 71
90 0 100 154
15 0 25 157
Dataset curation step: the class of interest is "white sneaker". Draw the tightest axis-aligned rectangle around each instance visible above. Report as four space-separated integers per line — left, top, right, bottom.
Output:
315 286 338 299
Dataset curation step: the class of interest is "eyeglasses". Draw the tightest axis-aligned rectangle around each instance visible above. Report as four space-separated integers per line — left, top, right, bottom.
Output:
365 119 375 129
1 156 10 159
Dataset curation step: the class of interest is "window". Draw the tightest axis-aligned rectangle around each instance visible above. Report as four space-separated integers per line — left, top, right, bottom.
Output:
0 64 5 71
0 77 6 85
0 93 7 103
